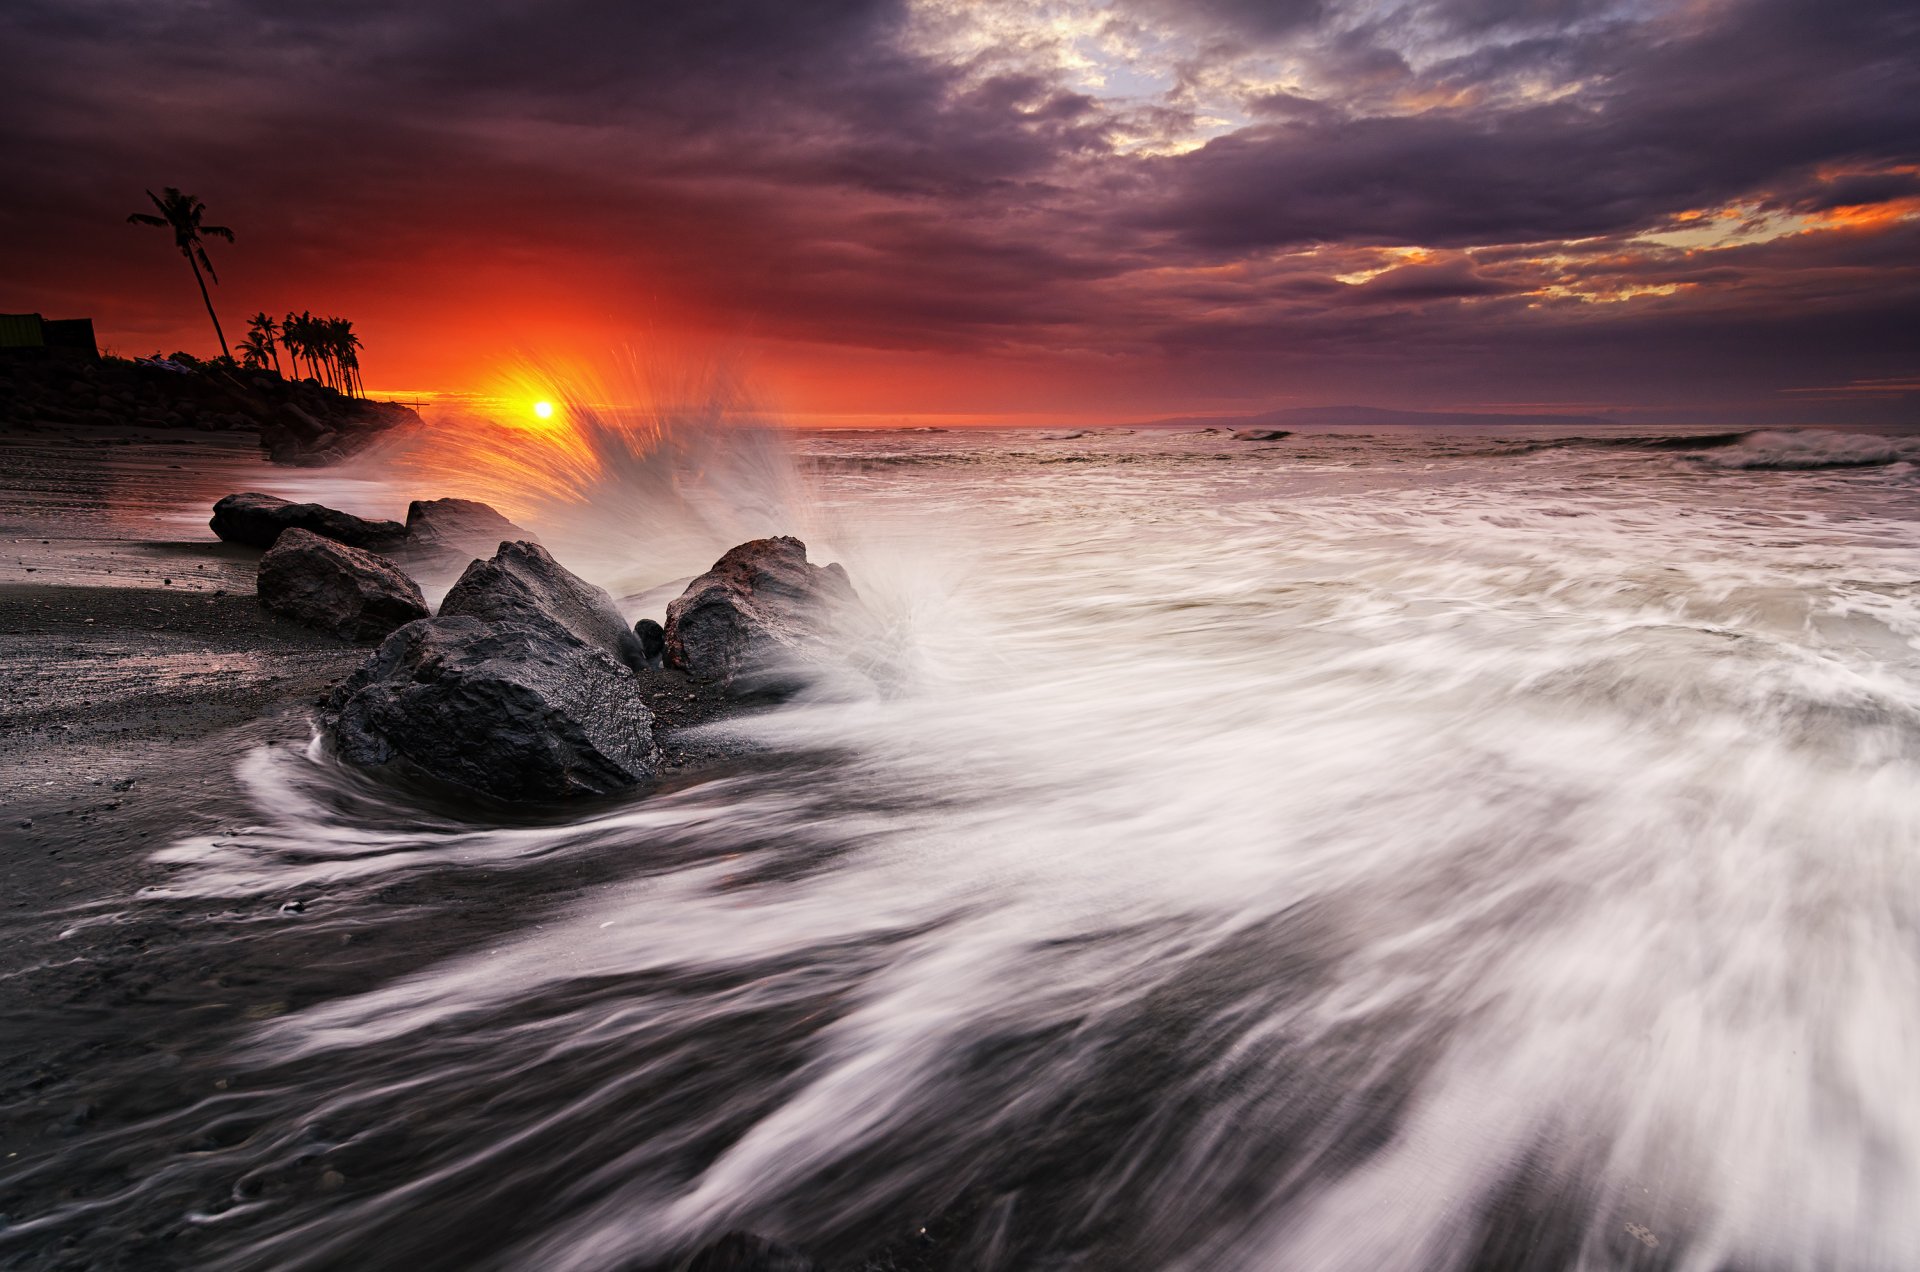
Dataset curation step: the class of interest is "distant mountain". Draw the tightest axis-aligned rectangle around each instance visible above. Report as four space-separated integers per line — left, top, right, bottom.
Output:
1136 404 1619 430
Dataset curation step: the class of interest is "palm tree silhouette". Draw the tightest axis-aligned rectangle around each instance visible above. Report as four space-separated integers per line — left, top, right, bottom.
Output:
285 310 323 384
127 188 235 360
237 328 274 370
329 317 363 396
281 312 304 380
245 312 283 377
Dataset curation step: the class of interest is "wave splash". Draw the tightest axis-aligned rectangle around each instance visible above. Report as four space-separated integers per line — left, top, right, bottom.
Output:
7 422 1920 1271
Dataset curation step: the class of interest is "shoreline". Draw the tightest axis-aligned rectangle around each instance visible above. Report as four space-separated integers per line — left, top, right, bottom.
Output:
0 432 818 1269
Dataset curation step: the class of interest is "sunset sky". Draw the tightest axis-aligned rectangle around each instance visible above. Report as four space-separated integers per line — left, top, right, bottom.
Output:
3 0 1916 426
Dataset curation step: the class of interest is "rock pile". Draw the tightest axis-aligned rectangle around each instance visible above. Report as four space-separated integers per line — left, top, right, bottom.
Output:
221 489 864 802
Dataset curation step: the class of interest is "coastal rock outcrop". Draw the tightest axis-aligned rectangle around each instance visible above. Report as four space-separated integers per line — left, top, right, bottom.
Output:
403 497 533 563
439 541 647 670
1231 428 1291 441
211 491 408 551
681 1232 824 1272
325 616 657 801
664 536 861 693
257 528 429 641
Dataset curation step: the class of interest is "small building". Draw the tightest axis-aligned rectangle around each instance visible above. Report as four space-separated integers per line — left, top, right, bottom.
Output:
0 313 100 359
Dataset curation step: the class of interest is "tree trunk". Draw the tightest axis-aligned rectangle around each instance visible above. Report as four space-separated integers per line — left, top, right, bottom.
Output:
186 250 230 360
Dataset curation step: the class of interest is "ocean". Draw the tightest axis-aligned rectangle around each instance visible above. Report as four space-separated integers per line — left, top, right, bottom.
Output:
4 419 1919 1270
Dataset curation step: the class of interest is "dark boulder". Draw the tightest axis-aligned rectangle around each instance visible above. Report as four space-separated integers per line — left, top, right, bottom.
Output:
257 528 429 641
325 616 657 801
681 1232 824 1272
664 536 862 692
634 617 666 670
210 491 407 550
404 497 533 562
438 540 647 670
1231 428 1291 441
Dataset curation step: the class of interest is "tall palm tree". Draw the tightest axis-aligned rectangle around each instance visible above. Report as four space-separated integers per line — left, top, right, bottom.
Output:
329 317 363 397
246 312 283 377
127 188 235 360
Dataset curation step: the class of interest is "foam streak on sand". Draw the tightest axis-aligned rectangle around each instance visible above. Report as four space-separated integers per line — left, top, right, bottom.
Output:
5 423 1920 1271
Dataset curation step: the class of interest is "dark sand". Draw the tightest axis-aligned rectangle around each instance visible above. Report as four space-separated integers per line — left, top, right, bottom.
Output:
0 435 794 1270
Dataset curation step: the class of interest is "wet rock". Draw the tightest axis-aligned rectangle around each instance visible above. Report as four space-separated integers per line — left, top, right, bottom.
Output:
439 540 646 670
664 536 862 693
257 529 430 641
681 1231 825 1272
634 618 666 670
404 497 533 563
210 492 407 551
1231 428 1291 442
326 616 657 801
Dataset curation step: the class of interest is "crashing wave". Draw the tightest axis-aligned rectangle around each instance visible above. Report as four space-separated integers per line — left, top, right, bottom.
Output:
1697 429 1910 470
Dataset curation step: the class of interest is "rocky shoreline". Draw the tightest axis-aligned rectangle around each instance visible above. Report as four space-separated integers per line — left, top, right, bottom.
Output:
206 489 866 805
0 352 418 466
0 436 943 1272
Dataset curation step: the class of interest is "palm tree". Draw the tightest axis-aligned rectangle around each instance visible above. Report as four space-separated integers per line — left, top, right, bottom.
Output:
328 317 363 396
245 312 283 377
127 188 235 360
283 311 311 382
237 329 274 370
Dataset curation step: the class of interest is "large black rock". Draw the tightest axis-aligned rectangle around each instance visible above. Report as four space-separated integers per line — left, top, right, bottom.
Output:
439 540 647 670
325 616 657 801
681 1232 824 1272
403 497 533 563
663 536 861 692
256 528 428 641
210 491 407 550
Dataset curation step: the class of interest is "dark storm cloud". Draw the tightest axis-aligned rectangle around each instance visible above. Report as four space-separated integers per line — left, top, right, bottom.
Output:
1127 0 1332 39
1145 0 1920 253
1 0 1916 417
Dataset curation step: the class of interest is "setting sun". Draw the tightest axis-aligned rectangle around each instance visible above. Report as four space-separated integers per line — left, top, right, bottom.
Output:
532 400 554 420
